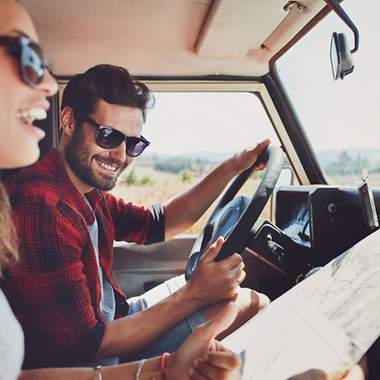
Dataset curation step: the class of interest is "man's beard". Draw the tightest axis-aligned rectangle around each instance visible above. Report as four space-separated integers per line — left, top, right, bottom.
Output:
64 128 127 191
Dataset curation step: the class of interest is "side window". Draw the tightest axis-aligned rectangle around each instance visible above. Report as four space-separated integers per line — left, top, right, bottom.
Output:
111 92 284 234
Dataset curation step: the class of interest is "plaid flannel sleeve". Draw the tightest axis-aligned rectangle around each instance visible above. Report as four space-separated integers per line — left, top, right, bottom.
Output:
105 192 165 244
7 199 105 365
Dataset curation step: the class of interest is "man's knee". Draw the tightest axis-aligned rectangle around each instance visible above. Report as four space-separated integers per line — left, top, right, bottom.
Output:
252 289 271 312
203 287 270 322
239 287 270 316
202 287 270 340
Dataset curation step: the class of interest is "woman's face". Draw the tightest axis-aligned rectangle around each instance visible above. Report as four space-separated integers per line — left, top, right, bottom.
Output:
0 0 58 169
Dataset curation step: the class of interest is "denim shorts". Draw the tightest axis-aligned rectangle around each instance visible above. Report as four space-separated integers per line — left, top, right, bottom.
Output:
125 274 207 361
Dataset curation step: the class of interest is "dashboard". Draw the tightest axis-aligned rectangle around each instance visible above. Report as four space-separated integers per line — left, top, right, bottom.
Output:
276 192 311 248
248 185 380 281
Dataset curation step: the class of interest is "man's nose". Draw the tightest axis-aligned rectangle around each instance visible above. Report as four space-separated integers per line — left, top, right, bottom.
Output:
110 140 127 162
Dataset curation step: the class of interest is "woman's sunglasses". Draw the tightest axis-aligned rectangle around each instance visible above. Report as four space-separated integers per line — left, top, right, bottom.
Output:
84 116 150 157
0 35 49 88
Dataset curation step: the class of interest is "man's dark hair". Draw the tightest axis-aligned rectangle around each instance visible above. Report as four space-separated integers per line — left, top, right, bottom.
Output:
61 64 154 123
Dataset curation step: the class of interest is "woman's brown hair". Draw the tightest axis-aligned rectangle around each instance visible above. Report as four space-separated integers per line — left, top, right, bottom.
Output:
0 182 18 274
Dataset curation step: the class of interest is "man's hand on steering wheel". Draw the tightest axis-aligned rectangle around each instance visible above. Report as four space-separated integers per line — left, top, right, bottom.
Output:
185 143 285 279
185 237 246 308
227 139 271 175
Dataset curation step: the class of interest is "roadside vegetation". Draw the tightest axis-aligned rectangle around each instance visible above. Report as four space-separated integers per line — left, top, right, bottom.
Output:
112 159 266 234
111 150 380 235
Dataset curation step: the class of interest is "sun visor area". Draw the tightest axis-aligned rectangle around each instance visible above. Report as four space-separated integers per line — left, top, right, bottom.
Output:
19 0 329 76
195 0 327 61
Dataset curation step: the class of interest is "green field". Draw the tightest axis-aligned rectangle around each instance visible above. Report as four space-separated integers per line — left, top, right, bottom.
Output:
111 165 267 235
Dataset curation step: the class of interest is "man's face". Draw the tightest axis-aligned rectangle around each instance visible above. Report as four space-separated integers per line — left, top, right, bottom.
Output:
64 99 144 191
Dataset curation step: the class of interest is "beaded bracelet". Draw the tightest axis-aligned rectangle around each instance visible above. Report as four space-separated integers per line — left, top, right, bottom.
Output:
160 352 170 380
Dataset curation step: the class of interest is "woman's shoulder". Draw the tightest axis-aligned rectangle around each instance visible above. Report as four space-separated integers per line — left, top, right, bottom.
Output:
0 288 24 380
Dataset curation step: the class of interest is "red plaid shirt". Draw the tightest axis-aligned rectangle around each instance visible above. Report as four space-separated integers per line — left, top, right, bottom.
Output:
2 150 164 368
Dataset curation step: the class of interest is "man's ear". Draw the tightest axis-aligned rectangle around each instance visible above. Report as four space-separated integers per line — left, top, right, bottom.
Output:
60 107 77 137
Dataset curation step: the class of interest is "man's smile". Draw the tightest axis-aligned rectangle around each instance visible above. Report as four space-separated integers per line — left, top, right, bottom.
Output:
94 158 120 173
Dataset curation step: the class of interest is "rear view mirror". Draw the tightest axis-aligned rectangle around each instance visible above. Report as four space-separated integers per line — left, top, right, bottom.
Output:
330 32 354 80
324 0 359 80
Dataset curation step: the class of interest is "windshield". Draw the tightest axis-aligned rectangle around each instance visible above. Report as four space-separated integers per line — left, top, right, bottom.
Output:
277 0 380 186
111 91 281 234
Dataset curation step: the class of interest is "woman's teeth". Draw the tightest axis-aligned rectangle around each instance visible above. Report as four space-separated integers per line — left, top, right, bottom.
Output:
17 108 47 124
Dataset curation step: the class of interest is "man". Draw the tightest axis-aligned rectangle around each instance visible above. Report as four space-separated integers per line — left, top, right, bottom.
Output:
3 64 270 369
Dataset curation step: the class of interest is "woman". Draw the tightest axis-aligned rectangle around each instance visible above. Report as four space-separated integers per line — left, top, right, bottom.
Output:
0 1 241 379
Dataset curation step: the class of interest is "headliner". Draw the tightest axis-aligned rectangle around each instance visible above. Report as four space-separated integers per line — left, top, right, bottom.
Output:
20 0 328 77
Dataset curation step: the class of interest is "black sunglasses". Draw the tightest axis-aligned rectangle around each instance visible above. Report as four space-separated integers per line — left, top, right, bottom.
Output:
84 116 150 157
0 35 49 88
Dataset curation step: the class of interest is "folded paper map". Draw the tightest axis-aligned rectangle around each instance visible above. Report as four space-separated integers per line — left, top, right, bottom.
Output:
222 229 380 379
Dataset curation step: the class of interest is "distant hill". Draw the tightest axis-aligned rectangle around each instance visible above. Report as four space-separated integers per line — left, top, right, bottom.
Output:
142 149 380 165
138 151 232 164
136 148 380 175
317 148 380 167
136 151 233 174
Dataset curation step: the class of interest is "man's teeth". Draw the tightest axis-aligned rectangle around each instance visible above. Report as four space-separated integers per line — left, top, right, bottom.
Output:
17 108 47 123
96 159 118 172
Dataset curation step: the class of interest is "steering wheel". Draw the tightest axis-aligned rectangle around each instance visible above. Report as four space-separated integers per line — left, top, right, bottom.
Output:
185 146 285 280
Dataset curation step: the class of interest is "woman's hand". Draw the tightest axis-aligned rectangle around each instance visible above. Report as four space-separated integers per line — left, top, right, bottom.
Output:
190 340 241 380
167 301 241 380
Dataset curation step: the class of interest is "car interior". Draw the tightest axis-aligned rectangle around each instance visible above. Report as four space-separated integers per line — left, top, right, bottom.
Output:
17 0 380 372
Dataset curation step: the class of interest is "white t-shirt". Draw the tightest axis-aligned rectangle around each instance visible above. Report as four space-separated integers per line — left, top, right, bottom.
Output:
0 288 24 380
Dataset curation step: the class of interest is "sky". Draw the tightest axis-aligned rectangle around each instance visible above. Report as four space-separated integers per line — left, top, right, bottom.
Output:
145 92 280 156
277 0 380 152
143 0 380 157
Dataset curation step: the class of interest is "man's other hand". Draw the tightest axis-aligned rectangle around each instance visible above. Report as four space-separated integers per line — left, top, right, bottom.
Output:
227 139 271 175
186 237 245 307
